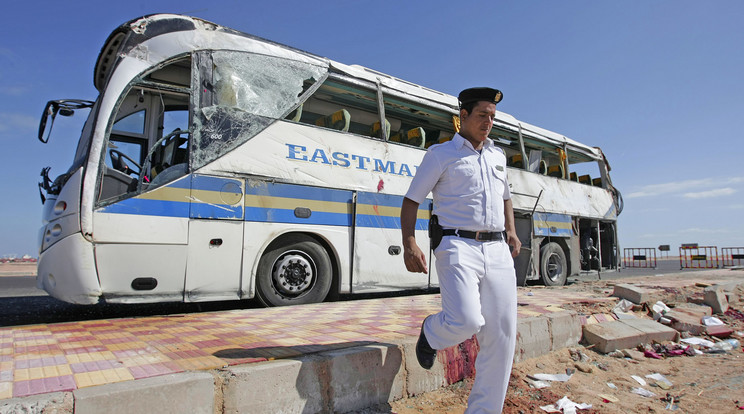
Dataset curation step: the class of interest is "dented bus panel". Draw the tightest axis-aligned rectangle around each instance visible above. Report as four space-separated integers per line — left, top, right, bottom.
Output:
36 14 621 305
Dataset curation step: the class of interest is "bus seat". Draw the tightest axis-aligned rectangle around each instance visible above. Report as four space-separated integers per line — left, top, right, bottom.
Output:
437 133 453 145
406 127 426 148
569 172 579 182
315 109 350 132
539 160 548 175
508 154 523 168
370 119 391 139
592 177 603 187
286 104 303 122
547 164 565 178
578 174 591 184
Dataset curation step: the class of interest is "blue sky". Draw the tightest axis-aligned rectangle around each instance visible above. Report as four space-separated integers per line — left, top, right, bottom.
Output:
1 0 743 258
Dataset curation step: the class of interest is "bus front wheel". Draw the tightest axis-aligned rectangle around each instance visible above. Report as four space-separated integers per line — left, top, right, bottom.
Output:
256 235 332 307
540 242 567 286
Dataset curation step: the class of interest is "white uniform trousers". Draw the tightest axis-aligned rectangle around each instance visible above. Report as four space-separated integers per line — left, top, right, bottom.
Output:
424 236 517 414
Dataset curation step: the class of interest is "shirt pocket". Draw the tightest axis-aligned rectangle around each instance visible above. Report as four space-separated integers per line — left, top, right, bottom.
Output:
491 165 507 196
447 160 482 196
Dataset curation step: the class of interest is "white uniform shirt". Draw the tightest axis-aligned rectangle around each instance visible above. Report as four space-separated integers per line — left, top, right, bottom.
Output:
405 133 511 232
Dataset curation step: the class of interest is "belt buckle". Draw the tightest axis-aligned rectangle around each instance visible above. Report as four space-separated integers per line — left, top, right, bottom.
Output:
475 231 487 242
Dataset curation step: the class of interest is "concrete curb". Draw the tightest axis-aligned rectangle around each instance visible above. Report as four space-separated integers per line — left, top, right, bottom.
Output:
0 311 583 414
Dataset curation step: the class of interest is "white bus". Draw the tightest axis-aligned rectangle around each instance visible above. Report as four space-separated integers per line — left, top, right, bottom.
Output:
36 14 622 306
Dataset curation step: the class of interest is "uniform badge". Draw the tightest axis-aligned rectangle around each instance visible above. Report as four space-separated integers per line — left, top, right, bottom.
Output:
496 165 504 172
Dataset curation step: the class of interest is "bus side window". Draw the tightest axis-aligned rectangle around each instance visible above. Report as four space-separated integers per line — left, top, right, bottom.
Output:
98 57 193 204
299 78 380 138
381 92 454 149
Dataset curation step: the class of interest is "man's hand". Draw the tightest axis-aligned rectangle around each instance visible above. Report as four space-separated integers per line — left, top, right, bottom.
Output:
403 242 428 274
506 231 521 258
401 197 428 273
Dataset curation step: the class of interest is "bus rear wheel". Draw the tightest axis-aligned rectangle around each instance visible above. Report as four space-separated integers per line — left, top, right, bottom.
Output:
256 235 332 307
540 242 567 286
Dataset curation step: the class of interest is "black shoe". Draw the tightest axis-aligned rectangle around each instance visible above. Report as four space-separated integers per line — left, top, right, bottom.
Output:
416 316 436 369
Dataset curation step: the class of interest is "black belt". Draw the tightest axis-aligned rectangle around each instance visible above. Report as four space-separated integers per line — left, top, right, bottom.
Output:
442 229 505 242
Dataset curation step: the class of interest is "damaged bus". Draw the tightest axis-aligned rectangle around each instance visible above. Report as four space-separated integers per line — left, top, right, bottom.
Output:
36 14 622 306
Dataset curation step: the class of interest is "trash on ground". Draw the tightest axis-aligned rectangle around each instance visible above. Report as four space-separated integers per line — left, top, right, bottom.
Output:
598 393 619 403
653 301 671 320
525 378 551 389
539 396 592 414
631 375 647 386
680 337 715 348
614 299 635 313
702 316 724 326
661 393 681 410
606 382 618 390
646 373 673 389
632 387 657 398
529 373 573 382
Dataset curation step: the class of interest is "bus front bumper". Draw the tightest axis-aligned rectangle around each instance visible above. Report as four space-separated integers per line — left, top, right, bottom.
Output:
37 232 102 305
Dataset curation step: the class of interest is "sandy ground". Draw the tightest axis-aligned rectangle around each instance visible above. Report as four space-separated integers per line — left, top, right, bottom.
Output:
362 276 744 413
0 262 36 277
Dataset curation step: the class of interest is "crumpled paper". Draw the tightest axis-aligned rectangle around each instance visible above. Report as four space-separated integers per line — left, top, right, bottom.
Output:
540 396 592 414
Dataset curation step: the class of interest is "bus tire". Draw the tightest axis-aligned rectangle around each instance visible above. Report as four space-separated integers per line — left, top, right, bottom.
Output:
256 235 332 307
540 242 567 286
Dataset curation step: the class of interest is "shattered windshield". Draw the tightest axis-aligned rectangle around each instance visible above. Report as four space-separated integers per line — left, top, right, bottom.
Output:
192 51 326 168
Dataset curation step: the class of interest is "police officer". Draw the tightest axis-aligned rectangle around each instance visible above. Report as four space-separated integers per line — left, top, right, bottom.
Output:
400 87 521 413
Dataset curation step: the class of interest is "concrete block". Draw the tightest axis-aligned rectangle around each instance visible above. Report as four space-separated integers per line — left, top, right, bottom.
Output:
223 357 325 414
582 319 677 353
666 305 711 335
73 372 214 414
612 284 651 304
624 318 679 343
706 324 734 338
0 392 72 414
401 342 447 396
324 344 405 413
704 285 729 314
514 317 551 363
546 311 582 351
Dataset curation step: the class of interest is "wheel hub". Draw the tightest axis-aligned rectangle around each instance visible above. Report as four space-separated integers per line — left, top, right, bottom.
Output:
273 252 314 296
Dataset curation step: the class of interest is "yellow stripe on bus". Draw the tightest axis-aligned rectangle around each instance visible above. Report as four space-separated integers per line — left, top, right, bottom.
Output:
244 194 352 214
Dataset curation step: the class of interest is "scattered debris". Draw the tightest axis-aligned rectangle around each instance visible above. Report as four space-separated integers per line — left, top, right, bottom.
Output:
646 373 673 389
528 373 573 382
539 396 592 414
632 387 657 398
661 393 681 410
598 393 618 403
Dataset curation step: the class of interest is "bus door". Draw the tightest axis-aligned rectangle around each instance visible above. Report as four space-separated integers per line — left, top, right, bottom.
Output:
93 86 192 302
352 192 431 292
184 175 244 301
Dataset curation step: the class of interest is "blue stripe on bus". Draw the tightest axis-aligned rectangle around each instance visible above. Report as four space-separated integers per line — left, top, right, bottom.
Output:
245 181 353 203
98 198 190 217
355 214 429 230
356 191 403 208
191 203 243 220
191 175 241 192
244 206 352 226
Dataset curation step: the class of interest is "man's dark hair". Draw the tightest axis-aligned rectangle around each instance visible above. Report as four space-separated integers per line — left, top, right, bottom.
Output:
460 101 477 115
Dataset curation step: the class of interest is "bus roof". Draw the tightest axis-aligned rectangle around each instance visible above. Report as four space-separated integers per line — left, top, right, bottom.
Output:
95 13 603 161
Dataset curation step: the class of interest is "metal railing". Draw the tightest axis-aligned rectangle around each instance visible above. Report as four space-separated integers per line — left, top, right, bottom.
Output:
721 247 744 268
679 245 719 269
622 248 657 268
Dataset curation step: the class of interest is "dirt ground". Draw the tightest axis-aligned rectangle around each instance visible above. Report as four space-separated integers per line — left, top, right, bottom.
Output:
363 279 744 413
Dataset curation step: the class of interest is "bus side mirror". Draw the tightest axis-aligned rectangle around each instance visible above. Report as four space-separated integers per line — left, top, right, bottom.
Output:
38 101 58 143
38 99 94 143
